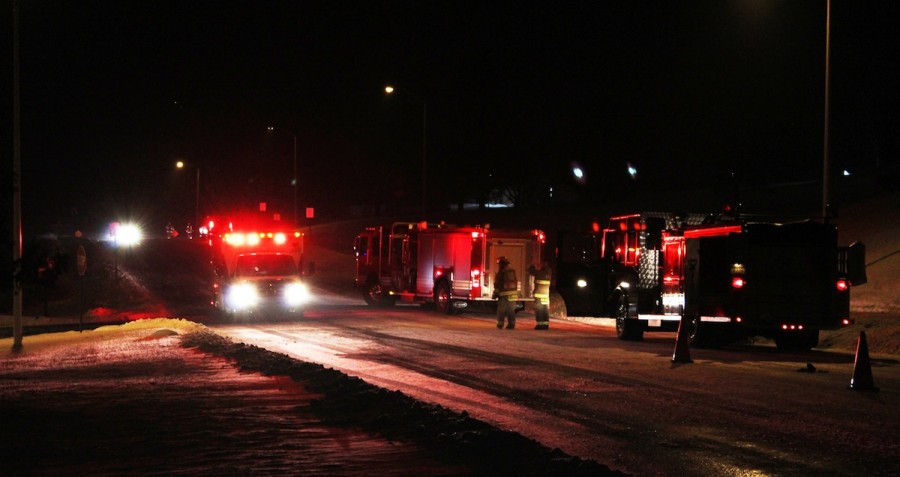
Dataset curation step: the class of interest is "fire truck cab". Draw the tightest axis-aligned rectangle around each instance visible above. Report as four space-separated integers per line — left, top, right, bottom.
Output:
212 222 309 319
355 222 545 314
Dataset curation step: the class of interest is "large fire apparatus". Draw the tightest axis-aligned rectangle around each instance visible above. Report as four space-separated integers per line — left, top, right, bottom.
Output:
354 222 545 314
210 219 310 319
556 212 866 350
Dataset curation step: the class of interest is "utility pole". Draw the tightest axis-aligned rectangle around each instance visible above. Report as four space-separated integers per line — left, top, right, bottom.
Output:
822 0 832 219
12 0 24 350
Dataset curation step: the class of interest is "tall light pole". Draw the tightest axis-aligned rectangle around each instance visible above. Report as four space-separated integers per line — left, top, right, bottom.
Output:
12 0 23 349
267 126 298 225
385 85 427 217
821 0 832 219
175 161 200 228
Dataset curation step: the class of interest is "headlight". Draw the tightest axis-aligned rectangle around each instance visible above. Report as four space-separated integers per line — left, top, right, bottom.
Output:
226 283 259 310
283 282 310 307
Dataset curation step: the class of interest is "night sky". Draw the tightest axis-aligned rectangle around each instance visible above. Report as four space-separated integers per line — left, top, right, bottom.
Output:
2 1 899 236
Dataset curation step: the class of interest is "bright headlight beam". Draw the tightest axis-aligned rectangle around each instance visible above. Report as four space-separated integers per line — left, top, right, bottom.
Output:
116 223 143 246
283 282 310 307
226 283 259 310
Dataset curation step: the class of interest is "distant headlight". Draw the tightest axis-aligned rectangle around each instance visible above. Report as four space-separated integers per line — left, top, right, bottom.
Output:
283 282 310 307
226 283 259 310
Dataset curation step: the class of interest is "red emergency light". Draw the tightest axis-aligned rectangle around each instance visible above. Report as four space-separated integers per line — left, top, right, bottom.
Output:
836 279 849 292
731 277 745 289
684 225 743 239
662 274 680 285
224 230 301 247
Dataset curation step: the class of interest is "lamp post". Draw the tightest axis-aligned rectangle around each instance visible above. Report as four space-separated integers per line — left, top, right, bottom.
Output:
175 161 200 228
821 0 832 218
385 85 427 217
267 126 298 225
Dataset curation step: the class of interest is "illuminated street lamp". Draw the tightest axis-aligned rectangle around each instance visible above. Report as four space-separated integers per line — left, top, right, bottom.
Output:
267 126 298 225
385 85 427 217
175 160 200 227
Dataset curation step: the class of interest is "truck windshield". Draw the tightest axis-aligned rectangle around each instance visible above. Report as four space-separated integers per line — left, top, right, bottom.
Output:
234 254 298 277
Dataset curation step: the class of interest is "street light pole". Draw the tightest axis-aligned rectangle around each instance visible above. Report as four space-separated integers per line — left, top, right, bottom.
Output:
821 0 831 219
176 161 200 228
194 167 201 228
385 85 427 217
267 127 298 225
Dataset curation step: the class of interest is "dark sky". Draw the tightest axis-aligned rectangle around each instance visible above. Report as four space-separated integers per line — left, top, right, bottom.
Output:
2 0 899 234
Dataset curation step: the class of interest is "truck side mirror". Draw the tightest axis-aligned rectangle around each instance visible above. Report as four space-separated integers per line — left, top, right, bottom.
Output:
845 241 867 286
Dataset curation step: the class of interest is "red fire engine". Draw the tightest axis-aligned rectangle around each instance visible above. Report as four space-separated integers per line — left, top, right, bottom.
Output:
556 212 866 350
355 222 545 314
210 218 309 319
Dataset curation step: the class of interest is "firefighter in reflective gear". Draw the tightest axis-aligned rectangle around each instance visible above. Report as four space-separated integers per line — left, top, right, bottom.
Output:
528 261 552 330
494 256 518 329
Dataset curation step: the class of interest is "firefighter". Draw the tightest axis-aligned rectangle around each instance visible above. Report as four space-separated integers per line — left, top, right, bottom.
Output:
494 256 518 329
528 261 552 330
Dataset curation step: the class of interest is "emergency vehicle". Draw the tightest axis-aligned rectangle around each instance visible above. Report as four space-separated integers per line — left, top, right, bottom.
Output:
354 222 545 314
556 212 866 350
211 220 309 319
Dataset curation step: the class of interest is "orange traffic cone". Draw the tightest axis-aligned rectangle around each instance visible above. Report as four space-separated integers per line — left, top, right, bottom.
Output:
848 330 879 391
672 317 693 364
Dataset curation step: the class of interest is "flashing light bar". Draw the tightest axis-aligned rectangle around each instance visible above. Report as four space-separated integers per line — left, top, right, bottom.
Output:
224 231 303 247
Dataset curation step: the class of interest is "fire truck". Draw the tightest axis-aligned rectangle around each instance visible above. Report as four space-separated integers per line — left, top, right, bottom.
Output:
354 222 545 314
556 212 866 350
211 220 310 319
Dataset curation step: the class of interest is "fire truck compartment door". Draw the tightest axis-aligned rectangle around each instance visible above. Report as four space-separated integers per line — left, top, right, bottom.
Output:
488 241 529 297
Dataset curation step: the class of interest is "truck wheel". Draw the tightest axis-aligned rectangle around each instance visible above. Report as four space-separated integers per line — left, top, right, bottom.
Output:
799 329 819 350
363 279 392 306
775 330 819 351
690 316 718 348
615 295 642 341
434 280 455 315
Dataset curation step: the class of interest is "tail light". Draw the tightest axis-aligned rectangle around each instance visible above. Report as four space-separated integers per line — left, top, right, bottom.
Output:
471 269 482 291
731 277 745 289
836 279 849 292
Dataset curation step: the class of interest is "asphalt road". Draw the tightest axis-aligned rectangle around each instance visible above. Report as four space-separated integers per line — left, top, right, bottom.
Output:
214 305 900 477
7 236 896 476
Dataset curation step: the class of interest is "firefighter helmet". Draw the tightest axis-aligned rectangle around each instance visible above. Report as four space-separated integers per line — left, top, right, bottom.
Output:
498 256 510 265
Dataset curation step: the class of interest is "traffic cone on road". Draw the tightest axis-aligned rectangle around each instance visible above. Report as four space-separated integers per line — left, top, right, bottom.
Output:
848 330 878 391
672 317 693 364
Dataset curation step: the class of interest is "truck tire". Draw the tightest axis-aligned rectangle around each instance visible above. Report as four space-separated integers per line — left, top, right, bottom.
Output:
363 278 394 307
775 329 819 351
434 280 455 315
690 316 721 349
615 295 643 341
799 329 820 350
